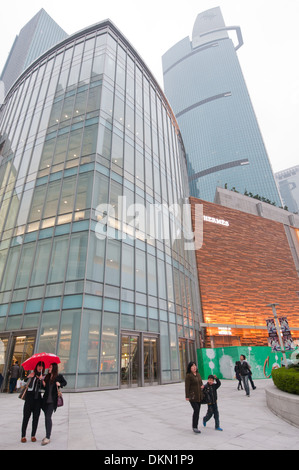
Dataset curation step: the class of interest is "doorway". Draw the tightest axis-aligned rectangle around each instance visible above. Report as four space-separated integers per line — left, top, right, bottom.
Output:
120 332 159 388
0 331 36 392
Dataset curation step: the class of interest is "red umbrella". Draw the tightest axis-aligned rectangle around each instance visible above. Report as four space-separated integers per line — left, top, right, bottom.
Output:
21 352 61 371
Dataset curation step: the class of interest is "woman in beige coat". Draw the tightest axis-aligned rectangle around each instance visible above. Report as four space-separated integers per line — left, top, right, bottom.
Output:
185 361 204 433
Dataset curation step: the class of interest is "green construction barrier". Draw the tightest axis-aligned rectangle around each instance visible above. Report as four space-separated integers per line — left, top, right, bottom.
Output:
197 346 296 380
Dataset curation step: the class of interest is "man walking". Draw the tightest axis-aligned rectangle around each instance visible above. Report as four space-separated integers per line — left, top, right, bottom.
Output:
9 360 20 393
239 355 252 397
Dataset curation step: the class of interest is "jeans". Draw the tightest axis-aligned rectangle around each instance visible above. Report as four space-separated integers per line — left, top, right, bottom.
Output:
9 377 17 393
204 403 220 428
44 403 55 439
241 375 250 395
189 401 201 429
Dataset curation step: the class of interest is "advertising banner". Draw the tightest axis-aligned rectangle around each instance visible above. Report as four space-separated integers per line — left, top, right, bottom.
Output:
279 317 295 351
266 319 281 351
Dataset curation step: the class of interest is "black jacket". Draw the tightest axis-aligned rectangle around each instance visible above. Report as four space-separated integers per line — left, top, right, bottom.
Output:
203 378 221 405
42 374 67 412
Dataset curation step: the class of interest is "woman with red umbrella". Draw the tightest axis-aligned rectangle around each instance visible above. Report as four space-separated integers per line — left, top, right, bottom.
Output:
21 361 45 443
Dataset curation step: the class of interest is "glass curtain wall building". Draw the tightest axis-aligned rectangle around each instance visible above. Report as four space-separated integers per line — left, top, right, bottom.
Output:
162 7 282 206
1 9 68 96
0 20 201 390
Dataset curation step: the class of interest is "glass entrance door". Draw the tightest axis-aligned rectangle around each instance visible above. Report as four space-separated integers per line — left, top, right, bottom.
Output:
0 333 36 392
144 337 158 385
121 335 139 387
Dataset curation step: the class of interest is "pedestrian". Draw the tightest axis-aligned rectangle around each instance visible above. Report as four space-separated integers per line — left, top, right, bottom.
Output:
9 360 20 393
185 361 204 434
239 354 252 397
202 375 223 431
41 363 67 446
234 361 243 390
21 361 45 443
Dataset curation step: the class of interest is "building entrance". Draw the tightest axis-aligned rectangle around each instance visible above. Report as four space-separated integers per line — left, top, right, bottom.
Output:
121 332 159 388
0 331 36 392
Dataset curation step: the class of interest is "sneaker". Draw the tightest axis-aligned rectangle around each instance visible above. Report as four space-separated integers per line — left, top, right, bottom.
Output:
215 427 223 431
193 428 201 434
203 418 206 427
41 437 50 446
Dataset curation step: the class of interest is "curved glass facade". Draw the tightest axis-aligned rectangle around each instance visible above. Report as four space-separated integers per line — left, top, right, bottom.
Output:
0 21 201 390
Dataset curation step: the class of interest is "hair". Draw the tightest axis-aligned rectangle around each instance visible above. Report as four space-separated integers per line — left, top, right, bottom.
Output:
240 354 246 360
45 362 58 384
34 361 45 375
208 374 215 380
186 361 198 374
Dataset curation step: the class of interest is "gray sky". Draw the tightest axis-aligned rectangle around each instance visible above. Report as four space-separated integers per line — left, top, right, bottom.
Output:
0 0 298 173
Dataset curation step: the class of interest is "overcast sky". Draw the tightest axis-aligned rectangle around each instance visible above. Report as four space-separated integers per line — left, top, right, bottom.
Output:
0 0 298 174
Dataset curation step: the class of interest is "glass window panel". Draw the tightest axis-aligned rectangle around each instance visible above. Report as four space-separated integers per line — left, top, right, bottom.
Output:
136 249 146 293
105 54 116 81
76 172 93 211
111 132 123 168
82 124 98 156
66 232 88 281
121 244 134 290
116 62 125 89
86 85 101 113
105 239 120 286
43 180 61 219
78 309 102 373
97 123 112 160
60 95 75 123
48 99 63 127
79 57 93 83
67 128 83 160
100 86 113 118
147 253 157 297
93 172 109 209
58 175 76 214
39 139 55 170
92 54 105 78
0 249 8 283
30 239 52 286
48 235 69 283
136 149 144 182
100 312 119 377
53 134 68 165
86 235 105 283
157 258 166 299
74 89 88 117
1 246 20 291
58 309 81 373
124 141 134 175
14 243 35 289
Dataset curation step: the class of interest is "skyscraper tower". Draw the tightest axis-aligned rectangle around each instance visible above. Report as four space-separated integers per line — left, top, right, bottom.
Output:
162 7 282 206
1 9 68 95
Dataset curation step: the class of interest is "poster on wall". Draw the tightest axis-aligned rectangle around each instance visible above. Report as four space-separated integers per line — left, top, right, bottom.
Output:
279 317 296 351
266 319 281 351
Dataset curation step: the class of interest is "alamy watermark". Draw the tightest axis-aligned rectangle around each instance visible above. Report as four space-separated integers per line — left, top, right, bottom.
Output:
95 197 204 251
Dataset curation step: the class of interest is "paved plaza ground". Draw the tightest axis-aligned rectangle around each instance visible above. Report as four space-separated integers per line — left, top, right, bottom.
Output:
1 378 298 451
